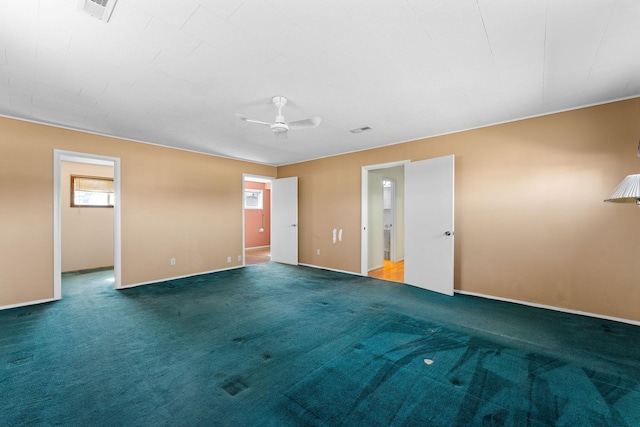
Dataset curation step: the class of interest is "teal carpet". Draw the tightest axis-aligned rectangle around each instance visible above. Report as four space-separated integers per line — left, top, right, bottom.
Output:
1 263 639 426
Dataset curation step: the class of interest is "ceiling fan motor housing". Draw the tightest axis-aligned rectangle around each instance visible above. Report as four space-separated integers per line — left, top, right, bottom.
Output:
271 122 289 133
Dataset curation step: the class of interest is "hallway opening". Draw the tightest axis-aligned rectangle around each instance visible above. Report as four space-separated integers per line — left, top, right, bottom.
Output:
243 175 273 266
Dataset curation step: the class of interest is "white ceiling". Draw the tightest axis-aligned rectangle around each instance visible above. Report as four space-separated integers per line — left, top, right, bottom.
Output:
1 0 639 166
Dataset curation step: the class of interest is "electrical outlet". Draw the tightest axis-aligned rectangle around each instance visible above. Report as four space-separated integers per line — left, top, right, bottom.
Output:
227 256 231 263
237 255 242 261
170 258 176 265
316 249 320 255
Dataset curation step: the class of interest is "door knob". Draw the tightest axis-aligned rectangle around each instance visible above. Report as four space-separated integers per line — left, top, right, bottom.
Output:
291 224 297 227
444 231 454 236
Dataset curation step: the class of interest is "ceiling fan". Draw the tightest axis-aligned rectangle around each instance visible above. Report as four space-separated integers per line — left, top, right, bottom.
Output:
237 96 321 135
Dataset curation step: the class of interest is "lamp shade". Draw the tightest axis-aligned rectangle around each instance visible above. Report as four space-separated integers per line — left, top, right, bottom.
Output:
604 174 640 205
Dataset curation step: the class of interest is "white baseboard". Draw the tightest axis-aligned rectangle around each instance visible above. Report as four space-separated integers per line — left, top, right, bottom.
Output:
246 245 270 250
118 265 244 289
6 266 637 328
297 264 640 326
0 297 57 311
455 290 640 327
298 263 362 276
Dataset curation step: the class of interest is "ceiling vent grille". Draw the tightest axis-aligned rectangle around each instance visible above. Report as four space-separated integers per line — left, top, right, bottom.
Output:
79 0 118 22
349 126 372 134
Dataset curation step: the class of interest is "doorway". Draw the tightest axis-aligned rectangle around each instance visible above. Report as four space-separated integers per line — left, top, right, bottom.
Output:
242 174 299 267
53 150 122 300
364 165 406 283
61 161 114 288
361 156 455 295
369 176 405 282
243 175 274 265
383 177 396 262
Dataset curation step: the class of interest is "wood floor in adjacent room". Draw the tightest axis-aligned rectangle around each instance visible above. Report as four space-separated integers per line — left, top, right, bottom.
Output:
368 260 404 284
245 247 270 265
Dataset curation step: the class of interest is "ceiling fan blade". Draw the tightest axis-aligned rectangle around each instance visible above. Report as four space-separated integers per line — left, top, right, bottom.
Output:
288 117 321 130
236 113 271 126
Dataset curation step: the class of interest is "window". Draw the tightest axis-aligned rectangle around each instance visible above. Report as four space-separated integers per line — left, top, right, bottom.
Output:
71 175 114 207
244 189 263 209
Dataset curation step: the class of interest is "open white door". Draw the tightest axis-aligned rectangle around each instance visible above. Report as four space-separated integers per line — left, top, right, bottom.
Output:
271 177 298 265
404 155 455 295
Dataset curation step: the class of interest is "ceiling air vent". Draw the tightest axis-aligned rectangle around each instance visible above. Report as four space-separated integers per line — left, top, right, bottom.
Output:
349 126 372 134
79 0 118 22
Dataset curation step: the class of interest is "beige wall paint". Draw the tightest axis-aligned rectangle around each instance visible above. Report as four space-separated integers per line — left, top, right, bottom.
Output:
279 154 363 273
278 98 640 322
0 117 275 307
2 99 639 321
61 162 114 272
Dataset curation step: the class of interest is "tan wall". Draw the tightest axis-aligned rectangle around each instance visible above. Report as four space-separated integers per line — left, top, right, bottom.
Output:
2 99 640 321
282 154 365 273
279 98 640 322
0 117 275 307
61 162 114 272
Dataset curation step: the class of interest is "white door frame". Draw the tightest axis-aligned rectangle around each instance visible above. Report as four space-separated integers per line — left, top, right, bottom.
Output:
242 174 275 266
361 160 409 276
53 150 122 299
